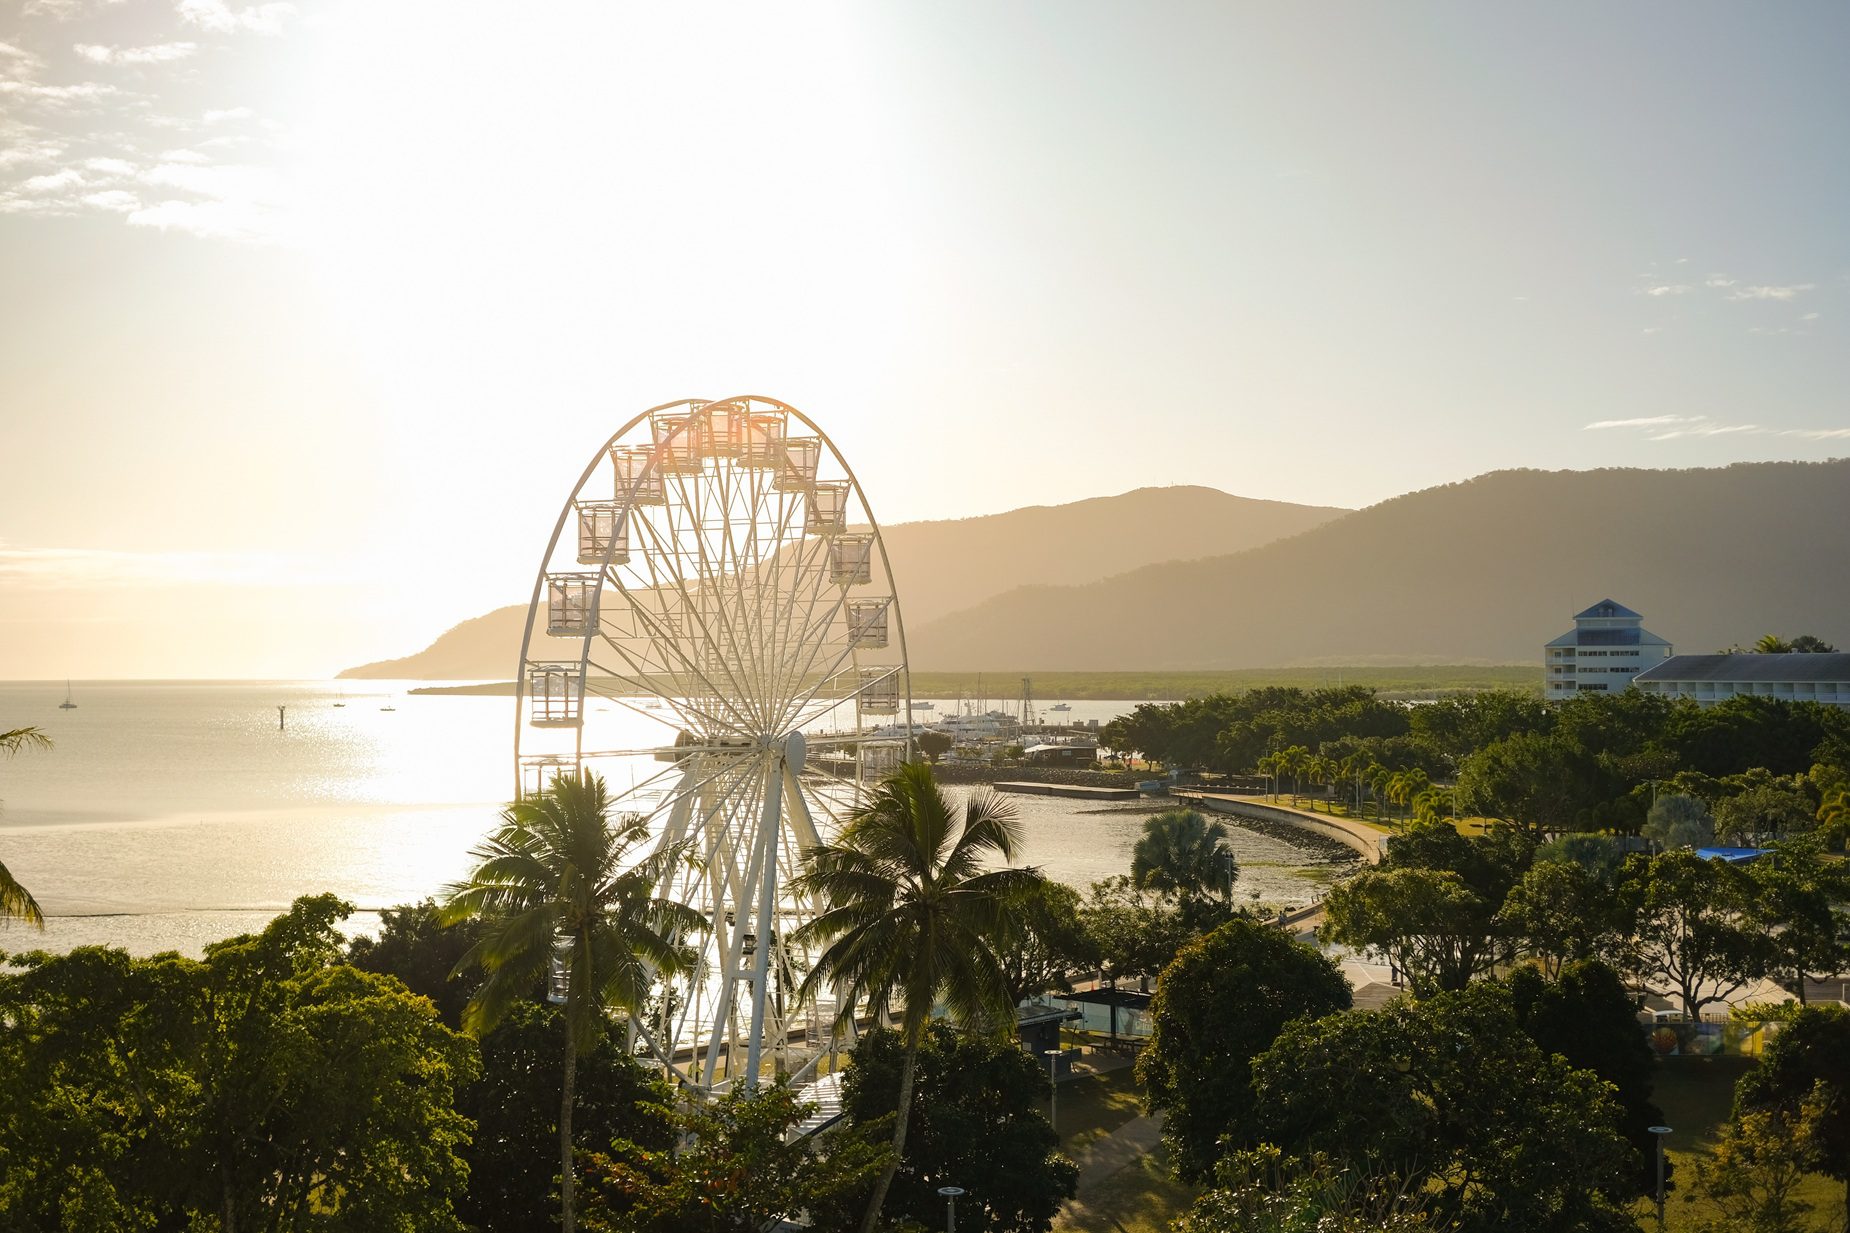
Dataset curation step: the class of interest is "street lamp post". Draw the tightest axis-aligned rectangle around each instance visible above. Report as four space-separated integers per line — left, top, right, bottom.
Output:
937 1185 965 1233
1649 1125 1672 1228
1044 1047 1063 1134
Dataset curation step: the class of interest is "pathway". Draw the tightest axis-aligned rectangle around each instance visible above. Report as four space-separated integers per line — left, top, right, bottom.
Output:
1072 1109 1166 1197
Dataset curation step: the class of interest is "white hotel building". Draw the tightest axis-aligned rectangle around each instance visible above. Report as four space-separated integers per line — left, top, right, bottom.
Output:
1543 599 1674 701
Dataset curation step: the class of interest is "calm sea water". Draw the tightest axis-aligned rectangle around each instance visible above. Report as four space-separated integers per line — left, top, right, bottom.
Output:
0 681 1340 957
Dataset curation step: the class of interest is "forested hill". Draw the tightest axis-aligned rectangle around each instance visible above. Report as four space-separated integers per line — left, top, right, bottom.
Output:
340 485 1343 678
908 460 1850 670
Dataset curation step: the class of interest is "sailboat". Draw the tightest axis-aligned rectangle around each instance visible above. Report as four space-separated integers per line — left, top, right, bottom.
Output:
58 680 77 710
333 684 346 708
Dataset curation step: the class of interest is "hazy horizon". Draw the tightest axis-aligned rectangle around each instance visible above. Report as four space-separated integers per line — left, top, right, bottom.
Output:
5 3 1849 678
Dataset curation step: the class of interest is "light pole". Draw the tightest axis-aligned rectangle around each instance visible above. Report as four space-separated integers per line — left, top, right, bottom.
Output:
1649 1124 1672 1228
1044 1047 1063 1134
937 1185 965 1233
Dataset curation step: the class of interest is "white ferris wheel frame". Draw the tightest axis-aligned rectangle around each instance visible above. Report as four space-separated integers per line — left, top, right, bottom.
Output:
511 395 914 1092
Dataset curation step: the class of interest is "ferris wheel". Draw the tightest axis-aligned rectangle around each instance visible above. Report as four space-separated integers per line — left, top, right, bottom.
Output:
513 396 913 1092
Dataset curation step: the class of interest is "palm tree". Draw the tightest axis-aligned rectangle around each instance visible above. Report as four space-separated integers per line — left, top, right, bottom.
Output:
1255 751 1284 800
1819 788 1850 848
1131 807 1234 903
442 771 703 1233
1367 763 1394 821
1386 768 1431 822
1 727 52 928
790 762 1043 1233
1285 745 1313 804
1337 751 1370 815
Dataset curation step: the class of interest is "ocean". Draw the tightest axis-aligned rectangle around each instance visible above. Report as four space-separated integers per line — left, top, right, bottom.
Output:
0 681 1343 957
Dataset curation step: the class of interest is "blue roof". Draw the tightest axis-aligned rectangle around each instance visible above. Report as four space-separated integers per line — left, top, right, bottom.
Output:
1697 847 1771 864
1575 599 1643 621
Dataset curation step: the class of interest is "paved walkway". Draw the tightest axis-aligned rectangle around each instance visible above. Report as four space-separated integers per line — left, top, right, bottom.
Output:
1173 790 1386 864
1072 1109 1166 1197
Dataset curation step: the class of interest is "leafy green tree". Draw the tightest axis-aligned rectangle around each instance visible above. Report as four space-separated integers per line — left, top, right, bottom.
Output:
1750 838 1847 1003
843 1021 1076 1233
0 896 479 1231
1687 1086 1827 1233
0 725 51 927
1715 777 1815 846
1383 817 1533 904
1644 792 1714 851
1498 858 1629 977
1408 690 1549 764
1178 1146 1448 1233
1077 875 1201 986
1130 808 1234 905
1536 830 1628 880
444 772 703 1233
1620 850 1771 1019
1320 867 1507 995
580 1077 891 1233
1507 961 1665 1196
790 763 1042 1233
1735 1005 1850 1222
1138 918 1351 1184
998 878 1099 1004
464 1001 674 1233
1248 982 1637 1233
1456 731 1608 836
917 729 954 764
348 898 487 1028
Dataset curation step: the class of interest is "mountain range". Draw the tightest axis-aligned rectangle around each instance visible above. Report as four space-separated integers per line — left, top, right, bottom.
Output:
342 461 1850 678
340 485 1341 678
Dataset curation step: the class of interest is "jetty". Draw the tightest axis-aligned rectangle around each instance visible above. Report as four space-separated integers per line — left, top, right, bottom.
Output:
994 781 1139 802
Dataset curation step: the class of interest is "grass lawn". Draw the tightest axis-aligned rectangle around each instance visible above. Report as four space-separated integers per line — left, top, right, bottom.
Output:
1630 1055 1845 1231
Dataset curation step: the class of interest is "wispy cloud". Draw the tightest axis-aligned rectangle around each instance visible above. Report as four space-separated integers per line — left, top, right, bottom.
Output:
0 78 119 107
0 543 322 589
21 0 129 18
1585 415 1850 442
1641 285 1692 297
128 158 292 241
75 42 199 66
1584 415 1698 430
176 0 297 36
0 41 46 71
1728 283 1816 302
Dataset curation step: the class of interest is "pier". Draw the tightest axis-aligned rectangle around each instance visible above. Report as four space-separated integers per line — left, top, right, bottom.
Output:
993 781 1140 802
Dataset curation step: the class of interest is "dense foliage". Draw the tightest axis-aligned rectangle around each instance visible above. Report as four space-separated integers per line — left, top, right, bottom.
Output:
842 1022 1076 1233
580 1079 891 1233
1247 981 1638 1233
0 896 478 1231
1138 919 1351 1183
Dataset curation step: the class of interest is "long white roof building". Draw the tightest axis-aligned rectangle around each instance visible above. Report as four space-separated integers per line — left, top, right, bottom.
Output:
1633 653 1850 708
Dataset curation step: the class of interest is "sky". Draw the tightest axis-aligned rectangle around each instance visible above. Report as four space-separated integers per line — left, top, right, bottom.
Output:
2 1 1848 678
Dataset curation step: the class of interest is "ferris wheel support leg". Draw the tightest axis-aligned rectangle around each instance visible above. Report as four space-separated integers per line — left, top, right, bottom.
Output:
743 752 786 1090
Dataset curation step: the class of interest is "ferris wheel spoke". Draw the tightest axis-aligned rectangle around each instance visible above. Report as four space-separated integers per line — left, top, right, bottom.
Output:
624 492 758 732
763 534 838 724
583 650 739 737
680 456 771 732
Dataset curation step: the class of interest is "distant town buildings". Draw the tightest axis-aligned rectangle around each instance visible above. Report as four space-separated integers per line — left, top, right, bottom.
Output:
1543 599 1674 700
1633 653 1850 709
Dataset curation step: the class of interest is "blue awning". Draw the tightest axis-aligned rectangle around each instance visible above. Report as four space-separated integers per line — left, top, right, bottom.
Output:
1696 847 1770 864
